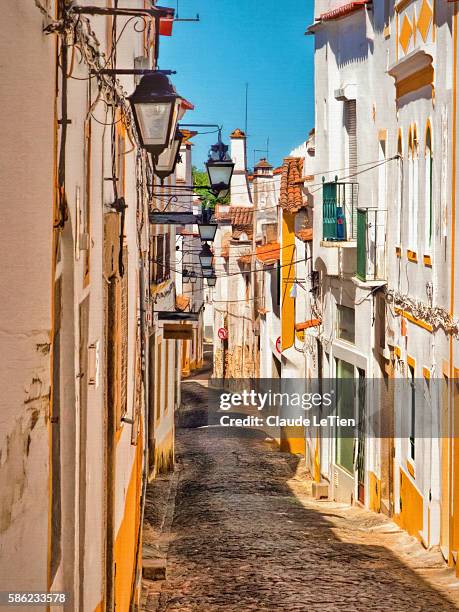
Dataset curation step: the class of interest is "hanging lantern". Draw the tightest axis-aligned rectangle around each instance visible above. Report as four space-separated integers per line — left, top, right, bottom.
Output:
199 243 213 269
153 129 183 180
198 207 217 242
129 72 181 156
205 132 235 197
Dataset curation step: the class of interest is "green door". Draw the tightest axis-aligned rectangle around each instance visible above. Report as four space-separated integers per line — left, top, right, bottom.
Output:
336 359 355 474
323 182 337 240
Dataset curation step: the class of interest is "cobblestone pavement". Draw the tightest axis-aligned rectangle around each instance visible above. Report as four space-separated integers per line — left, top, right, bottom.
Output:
142 377 459 612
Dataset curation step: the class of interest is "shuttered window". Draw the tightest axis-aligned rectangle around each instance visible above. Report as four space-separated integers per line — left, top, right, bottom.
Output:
344 100 358 239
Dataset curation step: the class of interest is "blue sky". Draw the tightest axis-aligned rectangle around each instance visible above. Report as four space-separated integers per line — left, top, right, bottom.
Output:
159 1 315 170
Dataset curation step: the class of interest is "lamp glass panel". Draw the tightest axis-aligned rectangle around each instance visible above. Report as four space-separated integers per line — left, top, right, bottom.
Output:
198 224 217 242
155 139 180 173
134 101 172 146
200 254 213 268
207 163 233 189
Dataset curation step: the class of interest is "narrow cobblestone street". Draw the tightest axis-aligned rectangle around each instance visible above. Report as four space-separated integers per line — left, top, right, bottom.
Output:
142 369 459 611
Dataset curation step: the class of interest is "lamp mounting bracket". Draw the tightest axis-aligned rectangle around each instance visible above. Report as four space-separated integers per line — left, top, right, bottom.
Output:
69 5 174 18
90 69 176 76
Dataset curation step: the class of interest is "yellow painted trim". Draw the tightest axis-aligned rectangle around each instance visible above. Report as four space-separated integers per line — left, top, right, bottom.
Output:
407 354 416 370
281 212 296 352
423 254 432 266
394 467 423 541
395 246 402 257
114 427 143 612
423 366 431 380
395 307 433 332
93 602 104 612
368 472 381 512
48 15 60 588
378 129 387 141
407 459 415 478
394 345 402 358
407 249 418 262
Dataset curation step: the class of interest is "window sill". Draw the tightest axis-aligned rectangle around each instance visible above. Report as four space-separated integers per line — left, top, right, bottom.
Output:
320 240 357 249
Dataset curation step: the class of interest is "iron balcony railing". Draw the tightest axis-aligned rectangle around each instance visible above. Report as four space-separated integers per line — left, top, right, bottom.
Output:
356 208 387 282
322 181 359 242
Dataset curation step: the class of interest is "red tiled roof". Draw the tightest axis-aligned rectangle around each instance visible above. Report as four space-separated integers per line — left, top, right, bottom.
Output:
256 242 280 264
296 228 313 242
279 157 305 213
230 128 246 139
255 158 273 169
230 206 253 226
320 1 369 22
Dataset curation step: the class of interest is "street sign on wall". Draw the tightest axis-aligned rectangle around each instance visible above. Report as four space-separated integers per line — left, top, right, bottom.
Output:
218 328 228 341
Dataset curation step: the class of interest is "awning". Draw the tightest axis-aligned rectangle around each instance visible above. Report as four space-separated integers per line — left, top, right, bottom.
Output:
157 311 200 322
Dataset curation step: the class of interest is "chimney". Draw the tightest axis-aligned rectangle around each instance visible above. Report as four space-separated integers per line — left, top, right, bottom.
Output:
229 128 252 207
230 128 248 172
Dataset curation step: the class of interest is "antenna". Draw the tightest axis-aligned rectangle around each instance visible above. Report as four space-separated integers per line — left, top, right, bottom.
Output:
245 83 249 136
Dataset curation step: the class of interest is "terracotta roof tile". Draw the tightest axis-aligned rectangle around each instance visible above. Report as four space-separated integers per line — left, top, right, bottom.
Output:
256 241 280 264
230 128 246 139
279 157 305 213
230 206 253 226
320 1 369 22
255 158 273 169
296 228 313 242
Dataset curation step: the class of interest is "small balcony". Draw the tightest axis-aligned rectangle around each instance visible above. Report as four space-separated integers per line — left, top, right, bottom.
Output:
322 181 358 244
355 208 387 285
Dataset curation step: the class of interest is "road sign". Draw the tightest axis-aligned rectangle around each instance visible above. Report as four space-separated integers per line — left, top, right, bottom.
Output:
218 328 228 341
276 336 281 354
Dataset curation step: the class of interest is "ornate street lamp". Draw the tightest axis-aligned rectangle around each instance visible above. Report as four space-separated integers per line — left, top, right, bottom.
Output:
199 243 213 269
198 207 218 242
205 131 234 198
189 271 197 284
129 72 181 157
206 274 217 287
153 129 183 180
202 267 215 278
